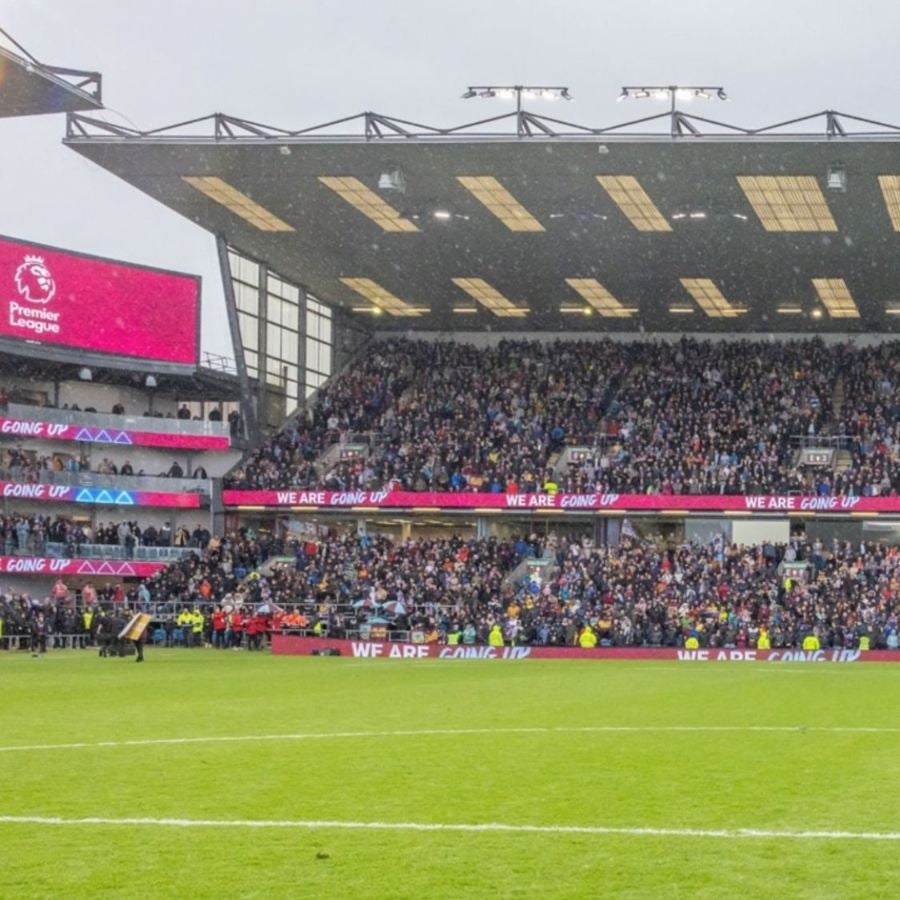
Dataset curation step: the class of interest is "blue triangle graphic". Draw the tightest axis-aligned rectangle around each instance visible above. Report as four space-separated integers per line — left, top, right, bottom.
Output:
113 431 133 445
75 488 95 503
74 428 95 442
95 489 115 504
94 430 113 444
115 491 135 505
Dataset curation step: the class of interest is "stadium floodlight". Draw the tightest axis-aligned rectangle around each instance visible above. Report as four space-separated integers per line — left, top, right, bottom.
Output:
377 167 407 194
462 85 573 112
620 84 728 107
826 165 848 192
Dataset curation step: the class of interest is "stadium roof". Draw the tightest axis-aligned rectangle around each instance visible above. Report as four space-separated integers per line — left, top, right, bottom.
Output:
0 35 101 118
64 107 900 334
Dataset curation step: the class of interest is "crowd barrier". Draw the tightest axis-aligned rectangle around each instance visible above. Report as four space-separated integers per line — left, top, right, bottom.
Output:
272 634 899 663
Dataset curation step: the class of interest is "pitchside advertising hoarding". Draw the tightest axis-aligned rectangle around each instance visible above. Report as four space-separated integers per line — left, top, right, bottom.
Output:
223 489 900 514
0 235 199 367
273 635 897 663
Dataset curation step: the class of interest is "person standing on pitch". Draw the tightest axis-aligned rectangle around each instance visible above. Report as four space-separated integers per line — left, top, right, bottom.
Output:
120 611 152 662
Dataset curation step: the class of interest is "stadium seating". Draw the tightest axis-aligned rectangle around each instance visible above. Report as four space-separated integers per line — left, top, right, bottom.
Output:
227 337 900 497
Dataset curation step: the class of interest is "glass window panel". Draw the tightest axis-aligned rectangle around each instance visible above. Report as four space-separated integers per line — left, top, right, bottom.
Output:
236 283 258 314
318 342 332 375
305 337 320 372
283 301 299 332
231 254 259 285
267 297 282 326
284 334 299 365
239 313 258 351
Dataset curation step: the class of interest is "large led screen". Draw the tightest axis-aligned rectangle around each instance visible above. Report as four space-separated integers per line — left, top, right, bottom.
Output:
0 235 199 366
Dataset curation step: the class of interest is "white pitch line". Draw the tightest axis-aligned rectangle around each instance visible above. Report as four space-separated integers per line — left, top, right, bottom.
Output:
1 723 899 754
0 814 898 842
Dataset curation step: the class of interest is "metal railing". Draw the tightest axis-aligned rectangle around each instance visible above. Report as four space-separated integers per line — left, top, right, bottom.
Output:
42 542 195 562
6 402 230 438
791 434 855 451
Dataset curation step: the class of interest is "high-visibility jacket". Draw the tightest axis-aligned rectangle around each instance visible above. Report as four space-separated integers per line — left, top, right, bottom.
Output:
83 611 94 631
684 636 700 650
859 635 870 651
801 634 820 651
757 632 771 650
177 611 193 628
191 611 204 634
488 626 504 647
578 627 598 648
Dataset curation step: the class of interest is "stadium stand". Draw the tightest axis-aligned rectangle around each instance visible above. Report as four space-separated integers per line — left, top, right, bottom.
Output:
3 531 899 651
226 337 900 497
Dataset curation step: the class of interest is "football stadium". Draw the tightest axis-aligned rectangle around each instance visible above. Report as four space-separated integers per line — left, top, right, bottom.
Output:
3 9 900 897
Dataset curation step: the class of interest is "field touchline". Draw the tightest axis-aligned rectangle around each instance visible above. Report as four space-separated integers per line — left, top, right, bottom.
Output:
1 815 900 842
1 723 900 754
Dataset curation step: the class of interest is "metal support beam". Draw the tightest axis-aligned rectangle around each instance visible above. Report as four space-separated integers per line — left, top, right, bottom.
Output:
215 235 259 444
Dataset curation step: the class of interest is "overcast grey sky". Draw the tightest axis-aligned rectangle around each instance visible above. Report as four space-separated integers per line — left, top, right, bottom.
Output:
2 0 899 359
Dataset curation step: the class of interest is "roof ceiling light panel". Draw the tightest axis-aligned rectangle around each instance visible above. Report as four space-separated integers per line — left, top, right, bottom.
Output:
811 278 860 318
339 278 427 316
565 279 636 317
679 278 747 318
451 278 529 317
182 176 294 232
595 175 672 232
877 175 900 231
318 176 419 232
736 175 837 232
456 177 544 232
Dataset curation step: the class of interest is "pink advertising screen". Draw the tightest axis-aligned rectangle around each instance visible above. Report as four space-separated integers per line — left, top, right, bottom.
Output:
0 235 199 366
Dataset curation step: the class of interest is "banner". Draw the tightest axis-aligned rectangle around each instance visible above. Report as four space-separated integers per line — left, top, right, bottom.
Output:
119 612 152 640
272 635 897 663
0 235 199 366
224 488 893 514
0 417 229 450
0 556 168 577
0 480 201 508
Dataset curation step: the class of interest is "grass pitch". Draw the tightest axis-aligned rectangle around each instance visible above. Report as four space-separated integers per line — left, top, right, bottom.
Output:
2 650 899 899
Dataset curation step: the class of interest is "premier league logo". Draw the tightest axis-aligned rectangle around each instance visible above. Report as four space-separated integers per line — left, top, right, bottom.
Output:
14 255 56 304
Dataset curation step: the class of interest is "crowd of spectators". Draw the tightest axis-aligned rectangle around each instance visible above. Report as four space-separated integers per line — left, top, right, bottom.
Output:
0 447 209 482
497 534 900 650
3 528 899 651
0 513 211 556
225 337 900 498
228 338 628 492
575 338 840 495
835 344 900 496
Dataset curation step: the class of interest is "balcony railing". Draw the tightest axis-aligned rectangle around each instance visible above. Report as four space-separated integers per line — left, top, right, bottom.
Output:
6 403 230 439
42 542 196 562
